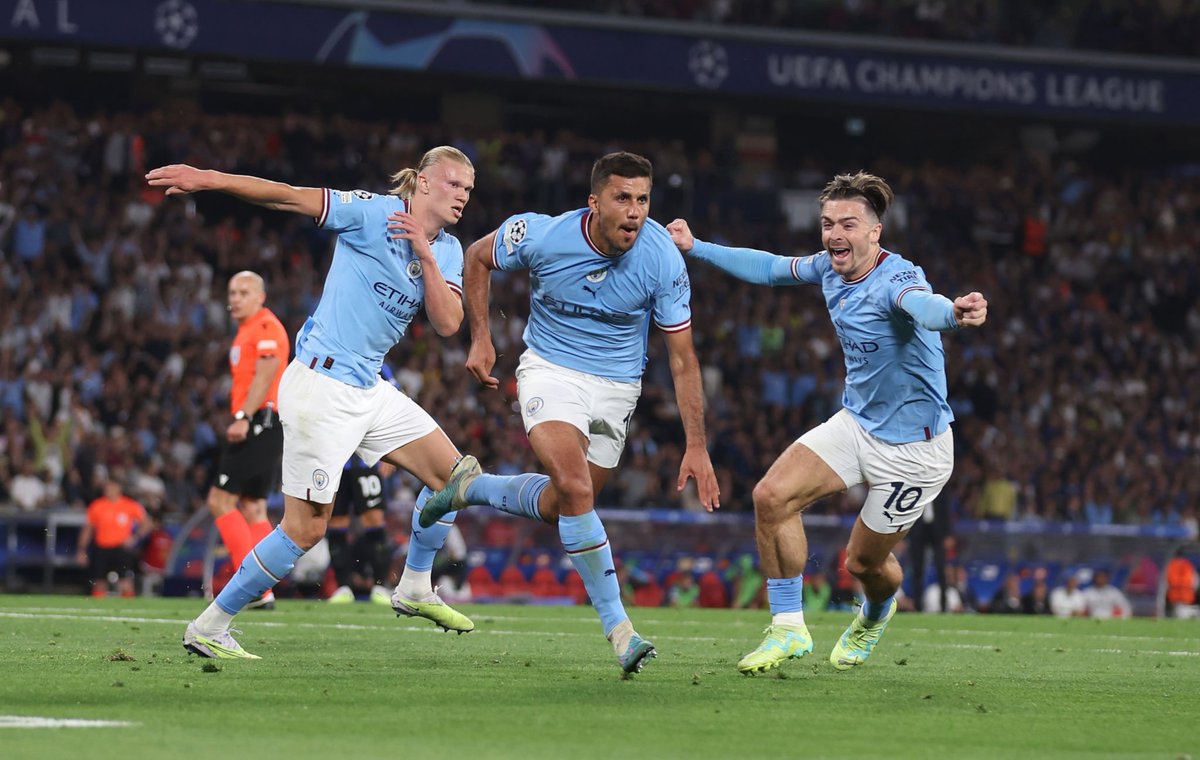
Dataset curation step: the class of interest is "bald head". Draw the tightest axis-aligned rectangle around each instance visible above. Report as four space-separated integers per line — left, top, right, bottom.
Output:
227 270 266 323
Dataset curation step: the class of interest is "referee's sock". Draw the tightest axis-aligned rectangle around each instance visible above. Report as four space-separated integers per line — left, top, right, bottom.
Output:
215 510 253 568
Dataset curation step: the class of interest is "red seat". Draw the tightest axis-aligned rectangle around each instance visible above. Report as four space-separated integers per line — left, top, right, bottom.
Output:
563 571 589 604
499 565 531 597
530 567 567 598
467 565 500 598
698 571 729 608
633 581 664 608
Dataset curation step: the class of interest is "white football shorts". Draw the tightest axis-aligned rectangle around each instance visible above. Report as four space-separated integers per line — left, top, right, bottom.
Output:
278 360 438 503
515 350 641 469
798 408 954 534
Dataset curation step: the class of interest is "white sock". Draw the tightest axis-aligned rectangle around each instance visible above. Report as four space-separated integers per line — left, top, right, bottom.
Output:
397 568 433 601
194 602 234 635
607 618 635 656
772 611 806 627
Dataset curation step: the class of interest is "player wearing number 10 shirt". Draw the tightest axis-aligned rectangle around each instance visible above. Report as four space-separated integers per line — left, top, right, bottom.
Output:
667 171 988 675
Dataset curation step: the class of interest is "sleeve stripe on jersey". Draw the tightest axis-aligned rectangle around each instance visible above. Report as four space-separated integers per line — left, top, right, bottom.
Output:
446 281 463 297
490 245 500 270
895 284 931 308
790 257 802 281
314 188 330 228
657 318 692 333
256 339 279 351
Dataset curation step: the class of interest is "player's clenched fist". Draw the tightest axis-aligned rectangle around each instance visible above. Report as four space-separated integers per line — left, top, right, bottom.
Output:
953 292 988 327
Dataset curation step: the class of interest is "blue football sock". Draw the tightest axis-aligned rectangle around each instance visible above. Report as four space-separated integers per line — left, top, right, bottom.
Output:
214 526 304 615
767 575 805 615
560 511 625 636
464 473 550 522
864 594 895 621
408 486 457 572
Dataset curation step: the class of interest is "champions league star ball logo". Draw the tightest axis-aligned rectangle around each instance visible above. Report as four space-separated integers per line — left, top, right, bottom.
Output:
155 0 199 49
688 40 729 89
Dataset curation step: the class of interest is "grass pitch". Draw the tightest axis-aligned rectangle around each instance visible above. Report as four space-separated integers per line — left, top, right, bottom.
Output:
1 595 1197 760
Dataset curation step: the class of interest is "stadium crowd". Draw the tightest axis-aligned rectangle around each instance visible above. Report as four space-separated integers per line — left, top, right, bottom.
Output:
0 99 1196 537
476 0 1200 57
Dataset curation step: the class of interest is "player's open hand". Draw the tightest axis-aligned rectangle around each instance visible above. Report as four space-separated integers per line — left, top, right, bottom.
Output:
388 211 435 262
145 164 211 195
465 339 500 389
953 292 988 328
678 447 721 512
665 218 695 254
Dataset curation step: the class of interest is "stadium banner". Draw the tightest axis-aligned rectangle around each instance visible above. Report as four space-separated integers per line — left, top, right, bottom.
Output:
4 0 1198 123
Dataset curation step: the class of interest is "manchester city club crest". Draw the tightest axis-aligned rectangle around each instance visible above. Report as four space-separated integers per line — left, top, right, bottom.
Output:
313 469 329 490
526 397 544 416
585 267 609 284
407 259 424 279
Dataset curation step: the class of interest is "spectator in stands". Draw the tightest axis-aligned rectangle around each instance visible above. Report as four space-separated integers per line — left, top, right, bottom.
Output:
1050 573 1088 618
726 552 764 610
1082 570 1132 619
922 575 964 613
1021 567 1053 614
802 570 831 613
990 573 1025 614
667 571 700 609
9 459 52 511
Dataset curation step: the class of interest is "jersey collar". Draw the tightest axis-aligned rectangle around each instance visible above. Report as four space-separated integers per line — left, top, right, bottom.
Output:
581 210 621 258
842 249 889 285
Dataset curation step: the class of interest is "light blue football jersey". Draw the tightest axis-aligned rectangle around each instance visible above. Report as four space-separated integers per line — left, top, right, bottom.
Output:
790 249 954 444
492 209 692 383
296 189 464 388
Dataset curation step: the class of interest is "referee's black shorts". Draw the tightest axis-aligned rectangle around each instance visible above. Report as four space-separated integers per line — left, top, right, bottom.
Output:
332 464 388 518
90 545 136 579
213 409 283 499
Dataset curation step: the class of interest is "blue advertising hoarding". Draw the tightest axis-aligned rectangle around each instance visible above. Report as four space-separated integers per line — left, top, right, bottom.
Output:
4 0 1196 123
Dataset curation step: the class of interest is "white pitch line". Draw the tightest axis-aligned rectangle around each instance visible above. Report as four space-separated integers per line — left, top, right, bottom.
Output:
0 715 139 729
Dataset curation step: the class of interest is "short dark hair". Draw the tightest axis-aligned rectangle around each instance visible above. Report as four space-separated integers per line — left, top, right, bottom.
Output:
590 152 653 194
819 171 894 220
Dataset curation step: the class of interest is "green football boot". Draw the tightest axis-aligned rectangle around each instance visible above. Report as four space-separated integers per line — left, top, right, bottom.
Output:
736 623 813 674
830 597 898 671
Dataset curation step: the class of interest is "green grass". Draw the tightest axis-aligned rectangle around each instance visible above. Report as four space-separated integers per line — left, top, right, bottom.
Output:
1 595 1197 760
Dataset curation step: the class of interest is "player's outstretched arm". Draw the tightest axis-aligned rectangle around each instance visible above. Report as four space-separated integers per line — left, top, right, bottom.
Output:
146 164 324 218
666 218 796 286
463 230 500 389
661 327 720 511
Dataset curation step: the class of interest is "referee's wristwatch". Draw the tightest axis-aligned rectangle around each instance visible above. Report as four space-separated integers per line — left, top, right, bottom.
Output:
233 410 249 422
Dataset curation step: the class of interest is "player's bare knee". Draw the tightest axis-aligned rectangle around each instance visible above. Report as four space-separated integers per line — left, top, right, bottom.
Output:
752 478 795 524
845 554 885 581
550 474 592 515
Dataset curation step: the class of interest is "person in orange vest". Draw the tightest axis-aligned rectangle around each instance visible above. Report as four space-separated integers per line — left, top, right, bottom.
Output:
1165 548 1198 618
77 475 151 597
